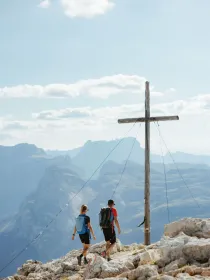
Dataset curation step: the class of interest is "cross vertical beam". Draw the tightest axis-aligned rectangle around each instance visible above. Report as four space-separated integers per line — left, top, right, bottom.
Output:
117 81 179 245
145 81 150 245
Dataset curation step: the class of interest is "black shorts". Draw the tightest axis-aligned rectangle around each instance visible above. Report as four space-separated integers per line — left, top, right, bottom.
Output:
102 228 116 244
79 232 90 245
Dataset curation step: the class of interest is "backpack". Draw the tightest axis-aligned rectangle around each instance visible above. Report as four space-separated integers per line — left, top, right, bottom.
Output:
75 214 87 234
99 207 114 228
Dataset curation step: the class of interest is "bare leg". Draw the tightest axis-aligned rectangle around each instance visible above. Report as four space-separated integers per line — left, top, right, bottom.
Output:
106 241 110 255
83 244 90 257
77 244 85 266
106 242 116 258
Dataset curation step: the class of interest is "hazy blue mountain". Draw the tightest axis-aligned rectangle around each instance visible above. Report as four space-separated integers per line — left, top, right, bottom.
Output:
0 144 83 220
0 165 96 277
151 162 210 173
0 143 45 159
90 161 210 245
163 151 210 165
1 140 210 277
45 138 210 179
1 160 210 277
46 147 81 158
45 138 149 179
71 138 147 178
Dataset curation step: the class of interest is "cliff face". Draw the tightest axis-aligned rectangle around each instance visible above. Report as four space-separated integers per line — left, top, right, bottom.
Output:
5 217 210 280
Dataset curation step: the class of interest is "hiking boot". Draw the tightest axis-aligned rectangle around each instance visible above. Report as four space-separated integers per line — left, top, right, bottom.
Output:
84 258 88 265
77 256 82 266
101 250 106 258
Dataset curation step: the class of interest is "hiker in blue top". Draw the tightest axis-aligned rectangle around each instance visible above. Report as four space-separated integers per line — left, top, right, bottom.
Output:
72 204 96 265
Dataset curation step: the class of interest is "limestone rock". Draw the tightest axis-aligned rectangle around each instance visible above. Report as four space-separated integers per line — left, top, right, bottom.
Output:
119 264 158 279
164 218 210 239
61 262 76 271
89 239 122 255
159 276 175 280
68 275 82 280
7 218 210 280
164 258 187 272
138 249 162 265
84 255 129 279
88 278 127 280
176 273 210 279
124 260 135 270
54 266 63 274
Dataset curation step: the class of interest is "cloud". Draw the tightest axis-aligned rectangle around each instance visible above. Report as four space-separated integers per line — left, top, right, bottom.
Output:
38 0 51 8
0 134 15 141
34 107 93 120
3 122 29 131
152 94 210 116
61 0 115 18
33 104 144 123
2 93 210 153
38 0 114 18
32 93 210 130
0 75 151 99
166 88 176 93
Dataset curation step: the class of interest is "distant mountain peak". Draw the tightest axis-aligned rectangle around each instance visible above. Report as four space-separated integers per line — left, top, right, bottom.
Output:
84 137 140 146
0 143 46 158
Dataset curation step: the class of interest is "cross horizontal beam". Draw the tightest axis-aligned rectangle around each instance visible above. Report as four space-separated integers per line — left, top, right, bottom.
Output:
118 115 179 124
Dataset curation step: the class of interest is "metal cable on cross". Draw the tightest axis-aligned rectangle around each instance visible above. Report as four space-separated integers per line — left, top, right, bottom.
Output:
111 123 141 199
93 123 141 237
156 122 170 223
155 122 201 210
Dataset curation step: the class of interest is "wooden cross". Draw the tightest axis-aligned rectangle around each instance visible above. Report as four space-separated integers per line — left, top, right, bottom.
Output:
117 81 179 245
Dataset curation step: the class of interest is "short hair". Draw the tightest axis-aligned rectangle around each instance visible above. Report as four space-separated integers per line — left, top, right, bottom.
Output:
80 204 88 212
108 199 115 206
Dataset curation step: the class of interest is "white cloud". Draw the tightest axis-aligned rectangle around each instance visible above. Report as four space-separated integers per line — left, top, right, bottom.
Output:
2 93 210 136
0 75 150 99
24 93 210 152
34 107 93 120
38 0 114 18
152 95 210 116
2 91 210 154
167 88 176 93
0 133 15 141
3 122 29 131
33 93 210 125
33 104 144 123
61 0 115 18
38 0 51 8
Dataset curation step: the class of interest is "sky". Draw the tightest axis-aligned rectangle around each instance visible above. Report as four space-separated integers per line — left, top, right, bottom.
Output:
1 0 210 154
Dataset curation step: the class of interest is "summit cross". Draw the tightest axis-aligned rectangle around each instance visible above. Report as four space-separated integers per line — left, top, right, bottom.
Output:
117 81 179 245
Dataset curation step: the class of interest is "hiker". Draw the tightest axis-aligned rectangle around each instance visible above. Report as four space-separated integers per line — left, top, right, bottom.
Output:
100 199 121 261
72 204 96 265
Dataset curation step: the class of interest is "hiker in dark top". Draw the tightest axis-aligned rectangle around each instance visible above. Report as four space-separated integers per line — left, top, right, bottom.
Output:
100 199 121 261
72 204 96 265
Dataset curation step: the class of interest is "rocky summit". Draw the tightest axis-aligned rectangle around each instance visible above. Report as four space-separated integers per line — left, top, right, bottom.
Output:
5 218 210 280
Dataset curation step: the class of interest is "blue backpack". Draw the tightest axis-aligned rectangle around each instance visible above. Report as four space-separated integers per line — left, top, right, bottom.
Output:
75 214 88 235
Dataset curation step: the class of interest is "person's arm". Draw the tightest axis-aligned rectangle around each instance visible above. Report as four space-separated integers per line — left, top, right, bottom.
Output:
87 217 96 240
113 209 121 234
88 222 96 240
114 217 121 234
72 226 76 240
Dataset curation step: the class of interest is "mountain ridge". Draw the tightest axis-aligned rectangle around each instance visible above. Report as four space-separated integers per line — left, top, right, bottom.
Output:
4 218 210 280
1 141 210 277
2 139 210 167
1 159 209 277
45 139 210 167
